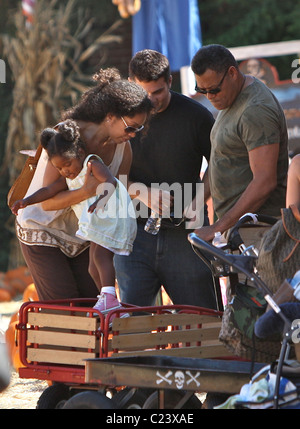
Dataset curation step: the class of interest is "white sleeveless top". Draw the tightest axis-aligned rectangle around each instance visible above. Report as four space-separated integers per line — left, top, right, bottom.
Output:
16 142 127 257
107 141 126 176
66 152 136 255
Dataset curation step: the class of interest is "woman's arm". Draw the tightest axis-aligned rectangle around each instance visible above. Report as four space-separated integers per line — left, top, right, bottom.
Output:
42 143 132 212
286 154 300 209
41 161 99 210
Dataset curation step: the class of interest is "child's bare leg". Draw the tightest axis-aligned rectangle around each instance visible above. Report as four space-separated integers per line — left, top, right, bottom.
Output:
92 244 115 287
91 244 128 316
88 243 102 291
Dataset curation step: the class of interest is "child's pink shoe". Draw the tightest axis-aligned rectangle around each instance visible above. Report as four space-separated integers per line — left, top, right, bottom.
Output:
93 292 129 322
93 292 122 313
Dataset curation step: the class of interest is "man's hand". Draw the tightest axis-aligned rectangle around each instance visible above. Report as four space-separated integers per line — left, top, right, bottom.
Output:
193 225 217 242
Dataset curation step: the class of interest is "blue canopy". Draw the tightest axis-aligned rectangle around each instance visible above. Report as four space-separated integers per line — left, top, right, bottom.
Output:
132 0 202 72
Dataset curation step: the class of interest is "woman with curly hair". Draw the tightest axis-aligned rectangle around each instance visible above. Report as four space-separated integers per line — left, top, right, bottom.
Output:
12 119 137 315
15 68 152 303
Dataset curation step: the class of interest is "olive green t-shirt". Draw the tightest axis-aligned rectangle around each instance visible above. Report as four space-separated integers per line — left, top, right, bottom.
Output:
209 78 288 219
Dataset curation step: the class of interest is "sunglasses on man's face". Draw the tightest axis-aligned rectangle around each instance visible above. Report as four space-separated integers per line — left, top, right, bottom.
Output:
121 117 144 134
195 68 229 95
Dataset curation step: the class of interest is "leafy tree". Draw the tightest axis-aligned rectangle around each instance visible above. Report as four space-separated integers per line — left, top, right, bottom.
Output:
199 0 298 46
199 0 299 78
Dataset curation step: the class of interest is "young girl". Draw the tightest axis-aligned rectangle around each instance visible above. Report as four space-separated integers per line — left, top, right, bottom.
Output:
12 120 137 315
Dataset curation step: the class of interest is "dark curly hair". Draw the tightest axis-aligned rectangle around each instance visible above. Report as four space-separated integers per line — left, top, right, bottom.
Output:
62 67 153 124
40 120 86 160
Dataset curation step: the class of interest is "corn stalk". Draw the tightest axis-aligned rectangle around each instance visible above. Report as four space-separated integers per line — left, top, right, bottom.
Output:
1 0 122 269
1 0 122 185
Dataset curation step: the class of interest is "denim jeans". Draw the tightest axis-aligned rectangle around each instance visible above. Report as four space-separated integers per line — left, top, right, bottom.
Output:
255 302 300 339
114 222 217 309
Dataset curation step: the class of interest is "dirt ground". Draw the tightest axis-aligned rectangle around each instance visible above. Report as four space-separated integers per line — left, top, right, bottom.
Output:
0 371 49 409
0 297 49 409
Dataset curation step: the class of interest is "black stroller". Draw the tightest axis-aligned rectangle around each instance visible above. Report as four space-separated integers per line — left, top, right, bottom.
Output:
188 213 300 409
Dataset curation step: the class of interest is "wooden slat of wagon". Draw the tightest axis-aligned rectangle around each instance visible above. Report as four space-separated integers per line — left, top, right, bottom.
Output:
111 326 221 350
111 313 221 333
27 329 97 349
27 312 97 331
112 343 232 358
27 348 94 366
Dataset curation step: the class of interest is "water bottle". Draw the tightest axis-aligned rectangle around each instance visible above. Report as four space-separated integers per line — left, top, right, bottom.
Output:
144 210 162 235
212 231 227 248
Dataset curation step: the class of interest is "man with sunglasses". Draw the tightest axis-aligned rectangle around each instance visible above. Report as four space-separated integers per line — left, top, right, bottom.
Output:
114 49 218 310
191 44 288 248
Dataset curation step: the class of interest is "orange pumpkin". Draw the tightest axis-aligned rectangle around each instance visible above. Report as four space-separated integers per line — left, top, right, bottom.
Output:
0 287 12 302
22 283 39 302
4 266 33 294
5 313 25 370
0 271 15 301
9 311 19 325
